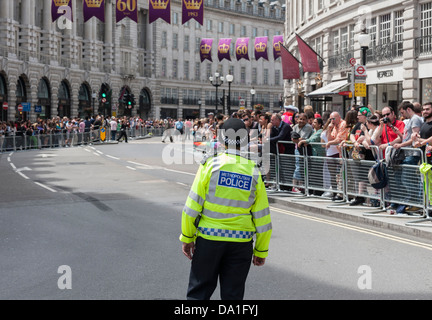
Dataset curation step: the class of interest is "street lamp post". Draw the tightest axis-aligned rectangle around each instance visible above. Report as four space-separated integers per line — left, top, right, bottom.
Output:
358 28 371 106
250 88 256 109
225 74 233 116
209 72 224 114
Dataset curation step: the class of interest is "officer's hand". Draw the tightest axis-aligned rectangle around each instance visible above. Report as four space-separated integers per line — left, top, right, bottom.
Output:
253 256 266 266
182 242 195 260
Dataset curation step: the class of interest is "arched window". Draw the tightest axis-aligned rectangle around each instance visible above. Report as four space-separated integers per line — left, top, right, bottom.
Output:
58 81 70 100
37 78 50 99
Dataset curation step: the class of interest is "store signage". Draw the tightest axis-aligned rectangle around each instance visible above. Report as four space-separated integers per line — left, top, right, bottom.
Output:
377 70 394 79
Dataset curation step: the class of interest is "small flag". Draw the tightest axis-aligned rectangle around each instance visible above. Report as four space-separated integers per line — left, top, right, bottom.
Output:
280 43 301 79
296 34 321 73
235 38 249 61
217 38 231 62
149 0 170 24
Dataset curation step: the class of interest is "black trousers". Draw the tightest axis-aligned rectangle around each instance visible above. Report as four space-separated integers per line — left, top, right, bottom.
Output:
187 237 253 300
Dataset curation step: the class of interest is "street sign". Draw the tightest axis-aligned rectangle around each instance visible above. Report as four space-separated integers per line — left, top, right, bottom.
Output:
35 105 42 113
355 65 367 77
355 83 367 97
17 104 23 112
22 102 31 112
239 99 245 109
349 58 356 66
2 102 8 110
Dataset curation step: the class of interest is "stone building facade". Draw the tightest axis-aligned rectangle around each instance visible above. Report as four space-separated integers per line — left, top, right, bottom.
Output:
284 0 432 115
0 0 285 122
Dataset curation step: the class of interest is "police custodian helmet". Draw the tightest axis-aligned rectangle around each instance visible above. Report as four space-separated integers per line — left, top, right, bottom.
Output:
220 118 248 147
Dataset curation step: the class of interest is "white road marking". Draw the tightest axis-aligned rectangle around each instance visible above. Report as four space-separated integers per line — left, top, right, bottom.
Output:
34 182 57 193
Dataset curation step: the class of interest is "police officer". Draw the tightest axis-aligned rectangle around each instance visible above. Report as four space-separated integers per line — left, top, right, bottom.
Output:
180 118 272 300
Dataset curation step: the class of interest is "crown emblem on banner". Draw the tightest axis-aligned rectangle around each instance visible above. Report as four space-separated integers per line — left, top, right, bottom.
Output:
274 42 281 51
150 0 170 9
85 0 103 8
184 0 202 10
54 0 70 6
200 44 211 54
255 42 267 52
218 44 229 54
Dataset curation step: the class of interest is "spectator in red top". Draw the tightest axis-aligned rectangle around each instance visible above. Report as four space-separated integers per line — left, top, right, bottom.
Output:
376 106 405 154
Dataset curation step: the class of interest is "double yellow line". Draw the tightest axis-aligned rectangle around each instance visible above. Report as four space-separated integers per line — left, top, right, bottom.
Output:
270 206 432 252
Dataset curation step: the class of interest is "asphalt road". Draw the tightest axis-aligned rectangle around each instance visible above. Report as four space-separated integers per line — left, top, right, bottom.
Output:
1 137 432 300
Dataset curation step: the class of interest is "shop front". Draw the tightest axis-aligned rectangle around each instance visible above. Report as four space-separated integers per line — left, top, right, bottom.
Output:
306 80 351 117
367 64 403 111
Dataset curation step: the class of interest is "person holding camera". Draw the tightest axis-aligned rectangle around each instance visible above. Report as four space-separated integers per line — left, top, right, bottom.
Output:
376 106 405 155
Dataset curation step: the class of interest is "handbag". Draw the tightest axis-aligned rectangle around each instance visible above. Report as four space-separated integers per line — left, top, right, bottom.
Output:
351 148 365 160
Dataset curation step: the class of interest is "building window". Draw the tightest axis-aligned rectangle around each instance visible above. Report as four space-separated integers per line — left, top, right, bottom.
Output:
241 67 246 84
394 11 404 56
195 62 201 81
332 30 340 55
229 24 235 35
161 58 167 77
162 31 167 48
379 14 391 45
252 68 257 85
341 27 348 53
173 33 178 49
421 2 432 54
173 60 178 78
184 35 190 51
263 69 269 85
184 61 190 80
218 22 224 33
275 70 281 86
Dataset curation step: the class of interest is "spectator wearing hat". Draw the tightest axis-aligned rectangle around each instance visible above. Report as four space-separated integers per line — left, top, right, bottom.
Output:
282 105 299 125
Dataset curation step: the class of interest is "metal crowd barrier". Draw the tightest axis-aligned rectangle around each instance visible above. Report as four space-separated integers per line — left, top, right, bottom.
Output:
0 126 164 153
264 142 430 225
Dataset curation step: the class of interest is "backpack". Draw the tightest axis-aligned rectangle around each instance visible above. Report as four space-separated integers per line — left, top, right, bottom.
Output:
368 160 388 189
176 121 183 130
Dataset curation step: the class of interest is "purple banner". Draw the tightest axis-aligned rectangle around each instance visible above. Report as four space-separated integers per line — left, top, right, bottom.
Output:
217 38 231 62
273 35 283 60
116 0 138 23
182 0 204 25
254 36 268 61
83 0 105 23
200 38 213 62
51 0 73 22
149 0 171 24
235 38 249 61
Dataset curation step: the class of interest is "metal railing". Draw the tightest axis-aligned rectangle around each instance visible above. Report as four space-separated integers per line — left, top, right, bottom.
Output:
0 126 164 152
263 142 430 227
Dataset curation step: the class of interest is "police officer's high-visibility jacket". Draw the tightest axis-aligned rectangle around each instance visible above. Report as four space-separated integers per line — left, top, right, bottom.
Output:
179 149 272 258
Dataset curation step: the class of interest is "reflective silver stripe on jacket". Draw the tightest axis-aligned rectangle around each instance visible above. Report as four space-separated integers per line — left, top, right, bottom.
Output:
183 205 201 219
188 190 205 206
202 208 251 219
251 207 271 219
256 222 272 234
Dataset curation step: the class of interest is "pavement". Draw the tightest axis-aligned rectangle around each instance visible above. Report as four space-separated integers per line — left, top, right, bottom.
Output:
267 191 432 241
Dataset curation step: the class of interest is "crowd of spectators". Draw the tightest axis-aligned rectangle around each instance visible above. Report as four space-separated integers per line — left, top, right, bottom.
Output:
186 101 432 213
2 100 432 214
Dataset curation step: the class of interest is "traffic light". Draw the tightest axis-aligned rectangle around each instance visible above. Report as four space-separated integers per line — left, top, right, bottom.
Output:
219 96 225 107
